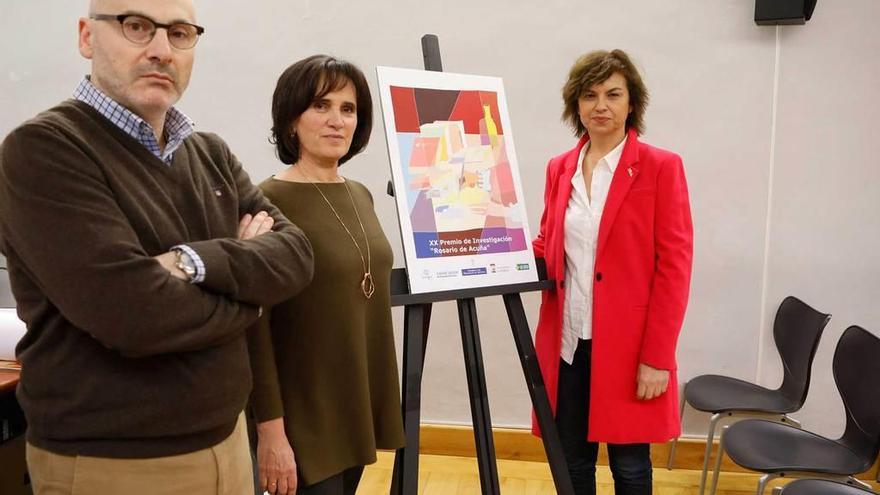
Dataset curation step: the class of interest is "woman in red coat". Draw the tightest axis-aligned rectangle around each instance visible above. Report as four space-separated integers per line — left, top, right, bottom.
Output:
533 49 693 494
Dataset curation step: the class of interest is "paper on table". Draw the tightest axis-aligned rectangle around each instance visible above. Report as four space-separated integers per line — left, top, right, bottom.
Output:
0 308 26 361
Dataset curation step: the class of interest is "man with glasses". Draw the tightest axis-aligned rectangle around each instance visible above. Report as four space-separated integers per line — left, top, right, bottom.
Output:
0 1 314 493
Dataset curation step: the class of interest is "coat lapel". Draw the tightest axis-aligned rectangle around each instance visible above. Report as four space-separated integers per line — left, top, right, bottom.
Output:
596 129 641 261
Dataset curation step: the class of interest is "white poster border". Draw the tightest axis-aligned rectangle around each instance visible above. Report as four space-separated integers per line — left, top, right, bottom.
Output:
376 66 538 294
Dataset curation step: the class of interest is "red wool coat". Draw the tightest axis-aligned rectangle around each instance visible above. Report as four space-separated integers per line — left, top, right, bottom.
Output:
532 129 693 443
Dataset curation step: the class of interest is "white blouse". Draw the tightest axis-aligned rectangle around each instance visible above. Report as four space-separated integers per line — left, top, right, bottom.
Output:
561 136 627 364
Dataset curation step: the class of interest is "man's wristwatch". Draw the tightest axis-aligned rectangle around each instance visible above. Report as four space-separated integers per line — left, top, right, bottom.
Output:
172 248 197 283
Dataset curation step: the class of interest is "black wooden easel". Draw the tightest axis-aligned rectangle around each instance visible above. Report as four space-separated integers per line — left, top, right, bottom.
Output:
386 34 575 495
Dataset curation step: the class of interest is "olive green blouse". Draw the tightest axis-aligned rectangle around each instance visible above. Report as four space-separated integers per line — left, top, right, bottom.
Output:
247 177 405 486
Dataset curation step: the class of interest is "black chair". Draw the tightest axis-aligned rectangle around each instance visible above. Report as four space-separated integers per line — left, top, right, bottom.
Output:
708 325 880 495
779 479 877 495
667 296 831 495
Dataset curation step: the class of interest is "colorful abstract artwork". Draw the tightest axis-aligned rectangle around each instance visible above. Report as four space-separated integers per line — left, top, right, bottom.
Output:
377 67 537 293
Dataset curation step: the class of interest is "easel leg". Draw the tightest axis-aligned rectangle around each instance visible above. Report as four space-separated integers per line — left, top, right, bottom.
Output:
457 298 501 495
391 303 432 495
503 293 575 495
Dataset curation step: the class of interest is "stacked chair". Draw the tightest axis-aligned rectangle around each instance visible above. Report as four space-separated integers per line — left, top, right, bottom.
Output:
709 325 880 495
667 296 831 495
779 479 877 495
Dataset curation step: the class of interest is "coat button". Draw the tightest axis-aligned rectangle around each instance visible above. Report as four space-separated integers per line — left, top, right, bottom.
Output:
595 272 603 282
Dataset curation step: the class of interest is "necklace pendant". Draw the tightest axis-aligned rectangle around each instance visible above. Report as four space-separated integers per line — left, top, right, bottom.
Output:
361 272 375 299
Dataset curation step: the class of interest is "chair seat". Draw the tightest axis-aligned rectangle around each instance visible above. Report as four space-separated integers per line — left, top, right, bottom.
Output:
781 479 876 495
685 374 797 414
724 420 870 475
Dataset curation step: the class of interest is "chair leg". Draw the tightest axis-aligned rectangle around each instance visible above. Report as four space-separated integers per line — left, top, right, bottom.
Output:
698 413 723 495
781 415 801 428
755 473 781 495
708 425 729 495
667 382 688 470
848 477 873 491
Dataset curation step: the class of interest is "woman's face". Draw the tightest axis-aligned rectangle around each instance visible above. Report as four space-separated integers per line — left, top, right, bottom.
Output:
293 80 358 165
578 71 632 141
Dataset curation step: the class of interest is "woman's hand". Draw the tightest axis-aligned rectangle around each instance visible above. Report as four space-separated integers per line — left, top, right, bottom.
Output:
636 363 669 400
256 418 297 495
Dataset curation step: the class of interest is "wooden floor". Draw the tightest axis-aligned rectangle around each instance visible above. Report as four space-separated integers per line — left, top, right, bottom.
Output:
358 451 880 495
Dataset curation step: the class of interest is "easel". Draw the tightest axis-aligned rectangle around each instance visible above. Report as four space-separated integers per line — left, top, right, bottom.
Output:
386 34 575 495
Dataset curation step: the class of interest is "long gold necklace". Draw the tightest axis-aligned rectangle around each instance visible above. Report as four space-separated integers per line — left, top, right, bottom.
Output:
300 169 374 299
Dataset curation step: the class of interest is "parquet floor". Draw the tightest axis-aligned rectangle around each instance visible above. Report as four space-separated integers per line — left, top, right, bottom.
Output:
358 451 880 495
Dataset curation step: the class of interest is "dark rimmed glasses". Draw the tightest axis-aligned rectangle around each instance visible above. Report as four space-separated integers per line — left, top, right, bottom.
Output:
90 14 205 50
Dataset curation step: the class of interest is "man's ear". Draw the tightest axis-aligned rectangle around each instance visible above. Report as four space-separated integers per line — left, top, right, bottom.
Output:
78 18 94 59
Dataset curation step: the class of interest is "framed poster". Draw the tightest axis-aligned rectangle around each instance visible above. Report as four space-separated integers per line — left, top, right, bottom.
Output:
376 66 538 294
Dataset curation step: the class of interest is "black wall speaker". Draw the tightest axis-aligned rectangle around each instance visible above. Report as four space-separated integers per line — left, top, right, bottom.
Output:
755 0 818 25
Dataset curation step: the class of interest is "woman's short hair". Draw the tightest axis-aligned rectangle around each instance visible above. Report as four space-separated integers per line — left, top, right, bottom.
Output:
270 54 373 165
561 49 649 137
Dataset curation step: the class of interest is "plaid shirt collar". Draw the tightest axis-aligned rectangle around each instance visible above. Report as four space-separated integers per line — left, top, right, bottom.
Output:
73 77 194 165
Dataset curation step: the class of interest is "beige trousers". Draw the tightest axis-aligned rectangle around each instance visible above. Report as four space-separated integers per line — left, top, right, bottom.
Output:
26 412 253 495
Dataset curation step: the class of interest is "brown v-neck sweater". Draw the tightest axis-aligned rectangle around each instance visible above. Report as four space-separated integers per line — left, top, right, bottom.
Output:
248 178 405 485
0 100 314 458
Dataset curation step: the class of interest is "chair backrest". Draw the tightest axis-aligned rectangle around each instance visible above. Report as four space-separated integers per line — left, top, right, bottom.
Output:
835 325 880 464
774 296 831 408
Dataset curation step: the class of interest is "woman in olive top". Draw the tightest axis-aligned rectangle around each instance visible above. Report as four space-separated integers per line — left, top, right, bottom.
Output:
247 55 405 495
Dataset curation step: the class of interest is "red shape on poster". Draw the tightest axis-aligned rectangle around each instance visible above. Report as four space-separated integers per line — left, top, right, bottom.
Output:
390 86 421 132
448 90 485 135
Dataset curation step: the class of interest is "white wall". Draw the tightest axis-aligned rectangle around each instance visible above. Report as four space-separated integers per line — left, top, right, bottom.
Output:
1 0 878 439
757 4 880 439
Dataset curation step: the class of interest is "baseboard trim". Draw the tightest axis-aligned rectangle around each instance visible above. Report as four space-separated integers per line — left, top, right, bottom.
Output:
418 424 880 480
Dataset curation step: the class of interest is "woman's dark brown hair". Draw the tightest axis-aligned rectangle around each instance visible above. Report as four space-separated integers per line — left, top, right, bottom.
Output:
562 49 649 137
271 54 373 165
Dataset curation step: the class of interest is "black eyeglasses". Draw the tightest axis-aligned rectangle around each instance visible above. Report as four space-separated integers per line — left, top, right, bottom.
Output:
91 13 205 50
